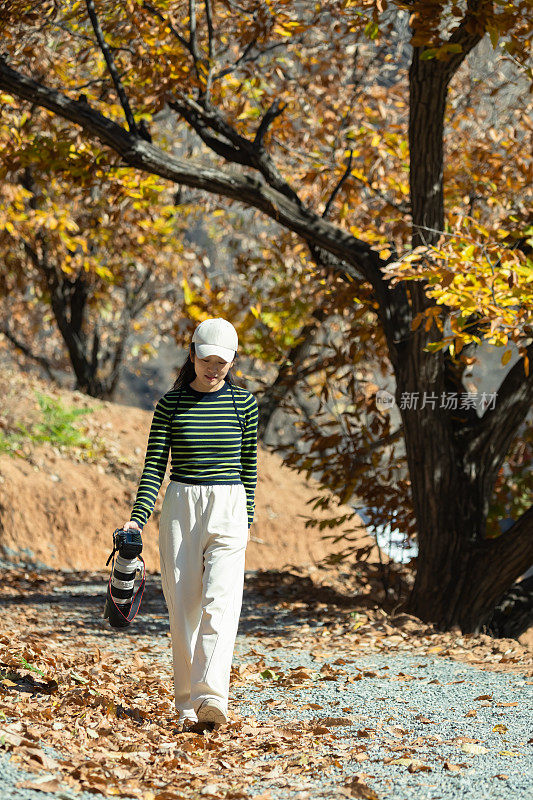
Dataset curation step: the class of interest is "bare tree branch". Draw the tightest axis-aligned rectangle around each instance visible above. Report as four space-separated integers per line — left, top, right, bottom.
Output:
323 149 354 219
212 35 258 81
351 172 410 215
442 0 488 80
204 0 214 60
254 99 286 149
169 94 301 203
85 0 138 134
466 340 533 459
167 98 250 164
189 0 199 61
0 323 57 381
204 0 214 99
141 2 190 52
0 54 414 361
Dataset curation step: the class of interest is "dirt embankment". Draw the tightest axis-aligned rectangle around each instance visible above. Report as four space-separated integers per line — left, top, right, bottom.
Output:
0 368 371 574
2 367 530 651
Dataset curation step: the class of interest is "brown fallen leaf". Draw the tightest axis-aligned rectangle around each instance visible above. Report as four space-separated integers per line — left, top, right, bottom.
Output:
494 774 509 780
408 761 432 773
443 761 464 772
318 717 354 727
17 746 60 771
15 777 63 793
288 668 314 680
451 736 479 744
465 709 477 717
473 694 492 701
0 727 30 748
342 775 380 799
387 726 408 738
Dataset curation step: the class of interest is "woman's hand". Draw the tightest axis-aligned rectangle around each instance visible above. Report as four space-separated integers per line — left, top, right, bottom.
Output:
123 520 142 532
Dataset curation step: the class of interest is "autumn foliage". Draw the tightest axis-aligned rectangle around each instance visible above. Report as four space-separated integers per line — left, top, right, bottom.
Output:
0 0 531 630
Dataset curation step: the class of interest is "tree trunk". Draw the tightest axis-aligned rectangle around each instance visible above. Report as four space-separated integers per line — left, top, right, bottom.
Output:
409 54 446 248
48 275 108 398
402 41 533 631
405 432 533 631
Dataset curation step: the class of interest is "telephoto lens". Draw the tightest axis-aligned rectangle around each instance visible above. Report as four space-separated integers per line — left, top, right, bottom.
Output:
104 529 145 628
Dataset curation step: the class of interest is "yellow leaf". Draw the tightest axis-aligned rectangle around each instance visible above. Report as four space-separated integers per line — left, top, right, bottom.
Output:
501 349 512 366
492 725 507 734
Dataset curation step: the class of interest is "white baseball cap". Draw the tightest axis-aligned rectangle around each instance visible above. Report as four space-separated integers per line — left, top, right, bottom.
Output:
192 318 238 362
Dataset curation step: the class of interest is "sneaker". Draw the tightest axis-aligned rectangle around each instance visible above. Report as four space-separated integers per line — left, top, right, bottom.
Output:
196 698 228 725
178 718 198 733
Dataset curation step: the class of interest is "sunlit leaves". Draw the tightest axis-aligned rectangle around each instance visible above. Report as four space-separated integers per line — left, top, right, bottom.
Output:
384 214 532 361
0 92 197 385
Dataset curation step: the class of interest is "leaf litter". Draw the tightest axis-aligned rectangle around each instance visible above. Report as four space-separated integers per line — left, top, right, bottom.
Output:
0 565 531 799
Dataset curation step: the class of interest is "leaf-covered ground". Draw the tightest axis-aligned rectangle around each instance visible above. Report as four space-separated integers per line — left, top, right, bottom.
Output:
0 566 531 800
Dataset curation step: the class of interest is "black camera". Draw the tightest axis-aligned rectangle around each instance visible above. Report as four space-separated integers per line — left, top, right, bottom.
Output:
104 528 145 629
113 528 143 560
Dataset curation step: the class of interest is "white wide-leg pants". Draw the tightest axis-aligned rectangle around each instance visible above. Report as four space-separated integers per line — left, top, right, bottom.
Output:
158 481 248 722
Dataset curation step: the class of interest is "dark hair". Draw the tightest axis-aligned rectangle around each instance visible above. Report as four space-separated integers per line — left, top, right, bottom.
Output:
171 343 245 390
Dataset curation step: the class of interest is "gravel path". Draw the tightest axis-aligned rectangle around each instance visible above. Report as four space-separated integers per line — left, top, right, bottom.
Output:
231 642 532 799
1 570 531 800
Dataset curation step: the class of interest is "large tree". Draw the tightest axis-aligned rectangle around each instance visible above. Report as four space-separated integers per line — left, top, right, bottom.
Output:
0 96 198 397
0 0 531 630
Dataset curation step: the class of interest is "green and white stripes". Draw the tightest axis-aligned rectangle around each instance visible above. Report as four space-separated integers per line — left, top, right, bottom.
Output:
131 381 258 528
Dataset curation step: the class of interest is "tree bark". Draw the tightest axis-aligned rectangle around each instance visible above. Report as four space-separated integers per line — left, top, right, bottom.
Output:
402 25 533 630
409 54 446 248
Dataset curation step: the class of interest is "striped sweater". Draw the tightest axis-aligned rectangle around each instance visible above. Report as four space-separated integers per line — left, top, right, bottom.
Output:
130 379 258 528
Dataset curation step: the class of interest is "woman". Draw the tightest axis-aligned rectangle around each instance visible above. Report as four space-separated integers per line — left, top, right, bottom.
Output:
122 318 258 729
